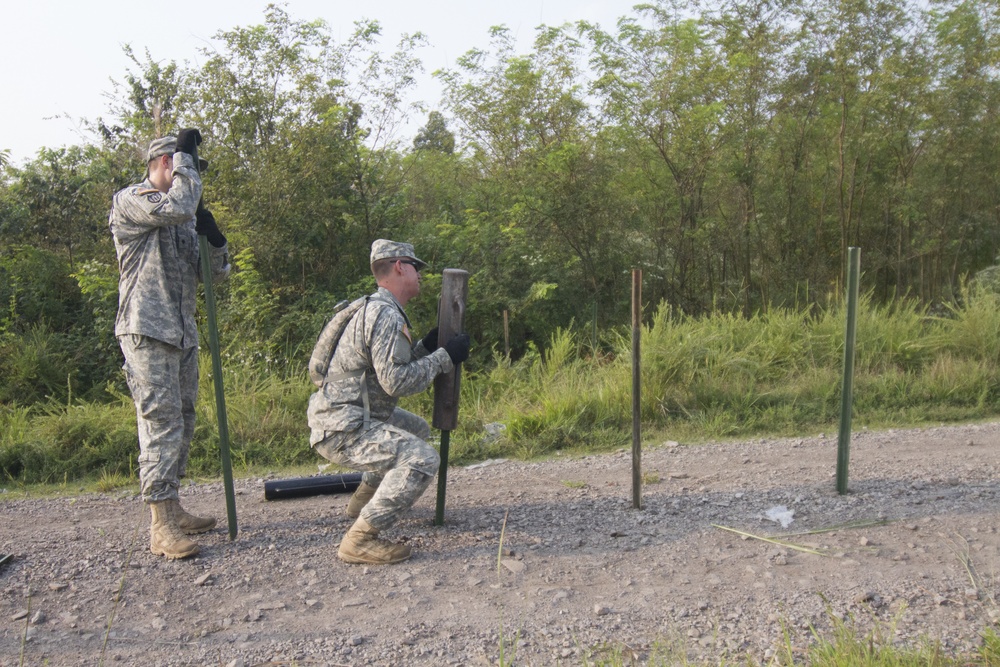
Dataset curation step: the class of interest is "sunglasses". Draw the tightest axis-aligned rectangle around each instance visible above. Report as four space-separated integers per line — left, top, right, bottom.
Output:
399 259 423 272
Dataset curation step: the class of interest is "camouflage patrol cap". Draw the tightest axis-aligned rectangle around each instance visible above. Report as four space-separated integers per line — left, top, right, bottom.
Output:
370 239 427 269
146 136 209 172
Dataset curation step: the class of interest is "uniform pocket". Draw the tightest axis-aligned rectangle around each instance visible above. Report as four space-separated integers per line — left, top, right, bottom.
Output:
138 451 161 465
392 331 412 364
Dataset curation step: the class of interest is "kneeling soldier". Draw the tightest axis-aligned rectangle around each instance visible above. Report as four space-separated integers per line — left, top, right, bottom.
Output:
308 239 469 564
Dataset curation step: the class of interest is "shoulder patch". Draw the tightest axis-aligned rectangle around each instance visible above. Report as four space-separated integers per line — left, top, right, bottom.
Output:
135 188 163 203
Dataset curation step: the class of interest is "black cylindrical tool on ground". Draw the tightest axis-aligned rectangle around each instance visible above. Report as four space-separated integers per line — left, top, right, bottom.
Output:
263 473 363 500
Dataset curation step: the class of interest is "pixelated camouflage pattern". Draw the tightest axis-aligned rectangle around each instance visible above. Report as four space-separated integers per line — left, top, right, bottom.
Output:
119 335 199 502
314 407 439 531
109 151 230 349
308 286 450 532
369 238 427 268
110 150 230 503
307 287 452 440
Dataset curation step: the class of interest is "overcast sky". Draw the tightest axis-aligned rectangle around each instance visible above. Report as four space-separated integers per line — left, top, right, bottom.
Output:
2 0 642 166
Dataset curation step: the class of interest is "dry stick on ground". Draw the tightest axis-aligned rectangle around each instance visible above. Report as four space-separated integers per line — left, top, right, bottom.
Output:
713 518 893 554
19 590 30 667
102 637 202 647
100 502 145 667
496 508 510 580
948 533 998 608
494 508 521 667
712 524 830 556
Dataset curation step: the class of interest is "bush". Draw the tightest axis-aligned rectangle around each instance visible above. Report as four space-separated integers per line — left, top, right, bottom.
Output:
0 324 77 406
0 245 82 332
0 397 137 484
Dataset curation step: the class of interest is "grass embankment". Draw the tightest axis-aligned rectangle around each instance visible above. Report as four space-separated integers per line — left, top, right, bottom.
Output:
4 288 1000 489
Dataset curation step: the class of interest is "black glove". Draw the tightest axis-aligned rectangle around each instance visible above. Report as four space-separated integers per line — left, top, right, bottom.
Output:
421 327 439 352
195 199 226 247
175 128 202 155
444 333 470 364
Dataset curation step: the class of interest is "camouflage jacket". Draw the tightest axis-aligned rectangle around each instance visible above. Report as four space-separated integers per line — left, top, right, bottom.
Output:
109 152 230 349
308 287 453 441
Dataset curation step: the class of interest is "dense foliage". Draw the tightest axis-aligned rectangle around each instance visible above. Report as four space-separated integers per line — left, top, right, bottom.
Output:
2 0 1000 484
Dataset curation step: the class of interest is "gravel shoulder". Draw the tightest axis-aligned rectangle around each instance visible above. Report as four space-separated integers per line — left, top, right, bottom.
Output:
2 422 1000 666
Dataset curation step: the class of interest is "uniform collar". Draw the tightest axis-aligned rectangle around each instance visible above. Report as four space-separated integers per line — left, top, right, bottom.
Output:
375 286 412 328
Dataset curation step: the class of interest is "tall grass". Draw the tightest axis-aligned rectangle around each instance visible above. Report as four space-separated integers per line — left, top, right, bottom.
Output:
445 286 1000 460
190 355 314 473
0 353 313 487
5 287 1000 486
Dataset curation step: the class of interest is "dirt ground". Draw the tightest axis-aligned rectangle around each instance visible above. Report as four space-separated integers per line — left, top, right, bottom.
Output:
2 422 1000 666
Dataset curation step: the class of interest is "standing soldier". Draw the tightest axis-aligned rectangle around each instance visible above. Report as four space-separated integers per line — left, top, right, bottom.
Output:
308 239 470 564
109 129 231 559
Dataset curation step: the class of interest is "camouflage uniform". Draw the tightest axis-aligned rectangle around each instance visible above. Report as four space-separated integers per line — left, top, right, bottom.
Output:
109 150 230 503
309 286 453 531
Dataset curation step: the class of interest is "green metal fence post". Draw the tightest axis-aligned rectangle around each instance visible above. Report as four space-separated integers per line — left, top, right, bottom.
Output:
632 270 642 510
198 236 238 539
189 140 238 538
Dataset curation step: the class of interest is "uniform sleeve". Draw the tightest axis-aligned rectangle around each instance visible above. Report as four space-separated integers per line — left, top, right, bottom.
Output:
412 337 432 359
369 308 452 398
109 152 203 243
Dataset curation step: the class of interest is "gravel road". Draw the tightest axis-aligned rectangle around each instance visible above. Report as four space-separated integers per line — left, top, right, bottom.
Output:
2 422 1000 666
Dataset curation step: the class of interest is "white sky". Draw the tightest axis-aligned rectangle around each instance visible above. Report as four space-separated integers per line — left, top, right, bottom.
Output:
2 0 641 166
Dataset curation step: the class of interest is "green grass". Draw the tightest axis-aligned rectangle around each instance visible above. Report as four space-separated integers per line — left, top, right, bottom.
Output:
6 286 1000 491
570 616 1000 666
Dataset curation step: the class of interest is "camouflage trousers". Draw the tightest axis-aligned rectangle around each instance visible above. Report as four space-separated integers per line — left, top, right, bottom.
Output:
314 408 440 532
119 334 198 502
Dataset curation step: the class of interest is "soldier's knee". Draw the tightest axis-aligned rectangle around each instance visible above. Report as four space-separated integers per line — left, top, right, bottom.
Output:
409 441 439 476
138 397 183 423
412 420 432 442
426 446 440 472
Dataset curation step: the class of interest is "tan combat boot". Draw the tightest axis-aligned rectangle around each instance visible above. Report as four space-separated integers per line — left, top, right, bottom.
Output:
171 499 217 534
149 501 200 559
345 481 378 519
338 516 411 564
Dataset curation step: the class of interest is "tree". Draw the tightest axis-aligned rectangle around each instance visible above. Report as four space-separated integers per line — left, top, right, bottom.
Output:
706 0 794 313
917 0 1000 301
435 24 641 352
413 111 455 154
176 7 427 296
99 45 184 156
590 5 727 314
3 146 115 269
